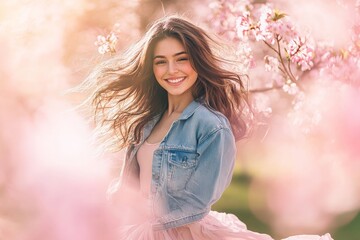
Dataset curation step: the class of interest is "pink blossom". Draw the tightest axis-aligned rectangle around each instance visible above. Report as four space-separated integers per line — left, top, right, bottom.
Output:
235 10 273 42
94 32 118 55
264 55 280 72
235 41 255 72
259 5 273 22
255 22 273 42
282 81 299 95
286 37 315 71
208 0 251 42
255 5 274 42
235 11 251 40
268 19 298 44
235 5 299 45
245 5 274 42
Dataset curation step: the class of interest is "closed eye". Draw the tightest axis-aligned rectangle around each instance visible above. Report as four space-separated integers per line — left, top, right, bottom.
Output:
154 60 166 65
177 57 189 62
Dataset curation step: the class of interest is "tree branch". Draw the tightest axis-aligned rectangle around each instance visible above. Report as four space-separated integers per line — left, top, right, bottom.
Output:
250 84 283 93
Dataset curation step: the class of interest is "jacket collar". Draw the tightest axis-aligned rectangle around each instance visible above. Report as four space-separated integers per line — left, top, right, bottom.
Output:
177 99 202 120
142 99 202 141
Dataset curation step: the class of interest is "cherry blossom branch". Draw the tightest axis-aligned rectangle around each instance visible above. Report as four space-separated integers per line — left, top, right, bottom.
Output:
250 84 283 93
275 36 295 83
263 35 304 91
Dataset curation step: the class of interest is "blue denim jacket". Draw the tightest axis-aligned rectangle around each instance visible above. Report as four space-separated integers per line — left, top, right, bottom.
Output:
122 99 236 230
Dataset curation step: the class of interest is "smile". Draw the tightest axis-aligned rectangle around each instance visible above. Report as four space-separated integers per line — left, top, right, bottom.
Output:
166 77 186 84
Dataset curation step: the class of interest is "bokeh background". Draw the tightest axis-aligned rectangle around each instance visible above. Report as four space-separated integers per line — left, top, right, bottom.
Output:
1 0 359 239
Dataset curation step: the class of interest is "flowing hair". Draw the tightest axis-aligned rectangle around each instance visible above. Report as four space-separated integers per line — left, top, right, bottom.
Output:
82 15 251 151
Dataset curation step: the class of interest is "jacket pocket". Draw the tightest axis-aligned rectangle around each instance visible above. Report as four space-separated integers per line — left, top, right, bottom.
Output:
167 150 198 192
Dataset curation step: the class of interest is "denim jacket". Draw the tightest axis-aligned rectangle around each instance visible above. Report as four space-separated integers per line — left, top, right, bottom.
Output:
122 99 236 230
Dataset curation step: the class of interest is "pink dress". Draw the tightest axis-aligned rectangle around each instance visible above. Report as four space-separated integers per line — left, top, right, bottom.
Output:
118 140 334 240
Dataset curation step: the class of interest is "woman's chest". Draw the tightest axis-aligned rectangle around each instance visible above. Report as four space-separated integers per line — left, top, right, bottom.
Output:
146 112 181 144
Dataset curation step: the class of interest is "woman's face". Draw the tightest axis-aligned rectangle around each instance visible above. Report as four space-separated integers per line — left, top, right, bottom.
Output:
152 37 198 99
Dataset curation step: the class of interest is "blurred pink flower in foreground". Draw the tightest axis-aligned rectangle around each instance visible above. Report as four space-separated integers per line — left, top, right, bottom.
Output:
0 96 122 240
0 1 133 239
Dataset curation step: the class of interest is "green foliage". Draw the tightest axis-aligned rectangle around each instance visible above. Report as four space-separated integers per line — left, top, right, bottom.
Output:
213 167 272 235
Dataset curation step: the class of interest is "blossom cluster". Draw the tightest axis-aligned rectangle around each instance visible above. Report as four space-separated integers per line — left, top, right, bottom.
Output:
286 36 314 71
94 32 118 55
208 1 316 92
236 6 297 44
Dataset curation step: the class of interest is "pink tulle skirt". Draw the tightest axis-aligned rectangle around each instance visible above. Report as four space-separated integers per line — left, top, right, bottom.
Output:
118 210 333 240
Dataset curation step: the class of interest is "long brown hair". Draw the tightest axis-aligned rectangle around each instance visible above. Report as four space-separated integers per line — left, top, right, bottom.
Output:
84 15 250 151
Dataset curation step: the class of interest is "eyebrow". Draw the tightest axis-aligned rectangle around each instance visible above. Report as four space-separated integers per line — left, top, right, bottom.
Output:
153 51 187 59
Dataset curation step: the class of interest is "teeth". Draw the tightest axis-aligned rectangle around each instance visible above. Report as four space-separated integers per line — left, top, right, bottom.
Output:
167 77 185 83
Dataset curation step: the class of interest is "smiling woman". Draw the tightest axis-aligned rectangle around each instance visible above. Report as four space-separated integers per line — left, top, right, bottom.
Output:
152 38 198 99
81 15 334 240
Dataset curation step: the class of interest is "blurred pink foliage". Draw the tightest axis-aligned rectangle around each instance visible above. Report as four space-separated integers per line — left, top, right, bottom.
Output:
0 0 140 239
208 0 360 237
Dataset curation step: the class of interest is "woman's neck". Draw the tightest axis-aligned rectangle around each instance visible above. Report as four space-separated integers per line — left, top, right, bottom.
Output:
166 93 194 116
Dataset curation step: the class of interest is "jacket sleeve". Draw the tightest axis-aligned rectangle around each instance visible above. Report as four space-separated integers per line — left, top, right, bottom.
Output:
186 127 236 208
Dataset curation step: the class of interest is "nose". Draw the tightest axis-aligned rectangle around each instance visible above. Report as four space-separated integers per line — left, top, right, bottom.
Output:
168 61 178 74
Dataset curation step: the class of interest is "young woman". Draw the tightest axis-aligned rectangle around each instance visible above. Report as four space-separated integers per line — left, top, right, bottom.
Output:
85 15 333 240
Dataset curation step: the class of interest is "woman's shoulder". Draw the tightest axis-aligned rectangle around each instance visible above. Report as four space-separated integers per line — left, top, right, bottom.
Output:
192 102 232 131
